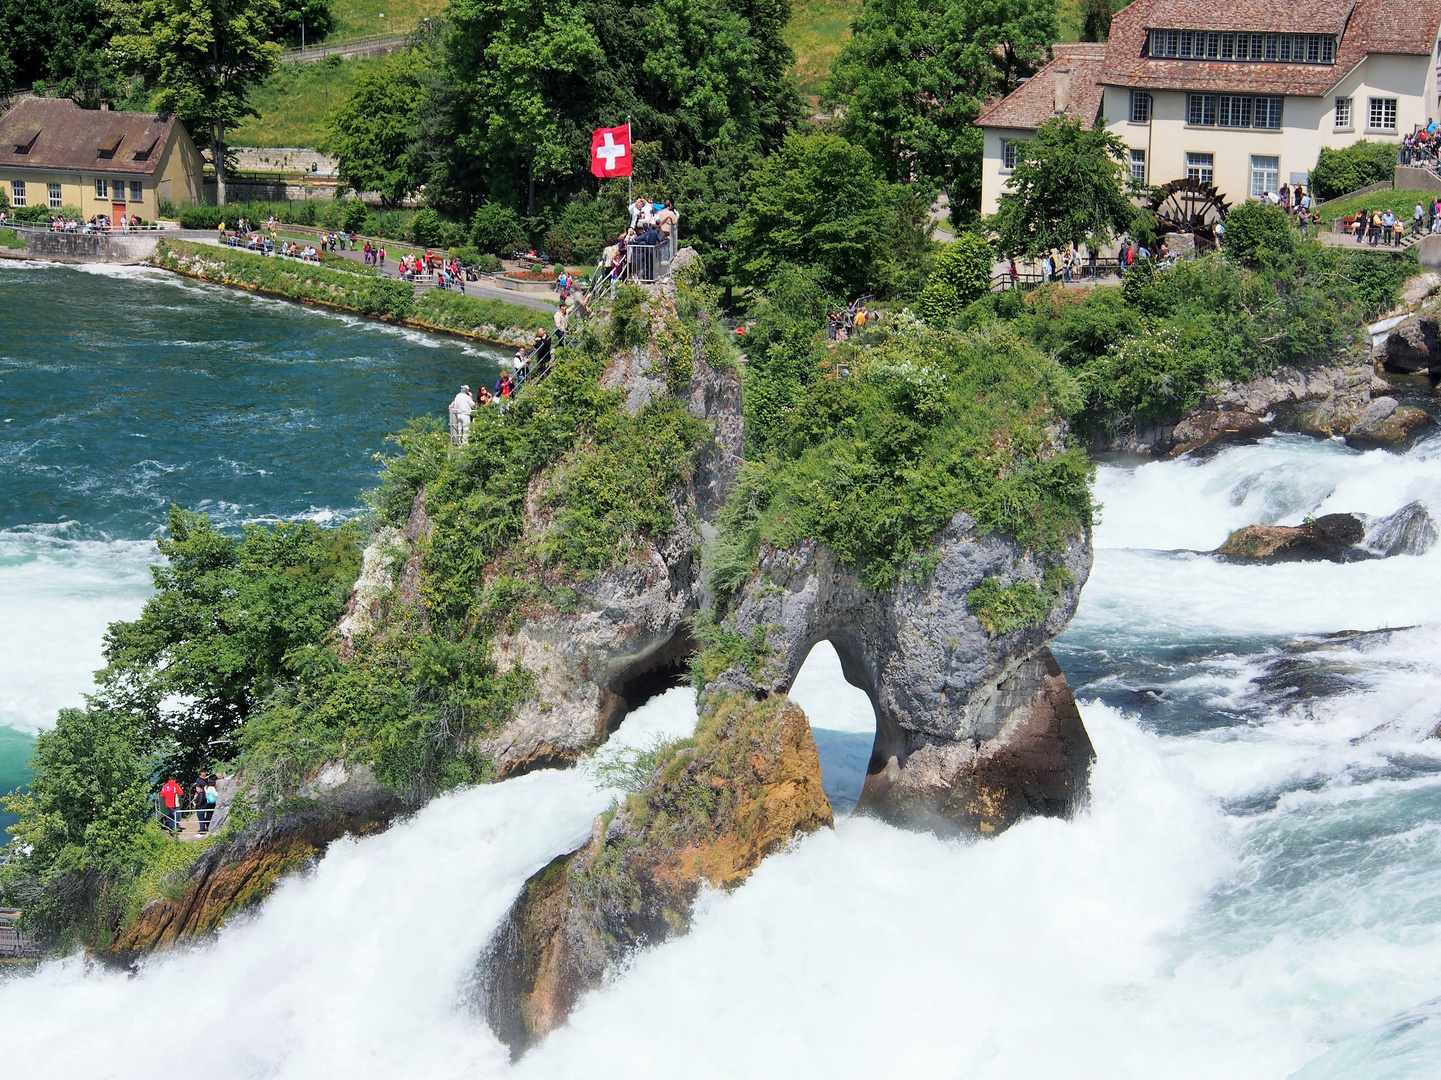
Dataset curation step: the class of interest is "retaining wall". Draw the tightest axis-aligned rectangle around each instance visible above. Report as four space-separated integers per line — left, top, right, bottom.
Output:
19 230 160 264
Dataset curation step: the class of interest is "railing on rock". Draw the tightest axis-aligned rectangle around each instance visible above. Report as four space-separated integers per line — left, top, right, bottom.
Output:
0 909 40 960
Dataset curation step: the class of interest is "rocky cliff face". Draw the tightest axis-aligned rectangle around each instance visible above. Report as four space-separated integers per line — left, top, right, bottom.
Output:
702 514 1095 835
477 694 832 1057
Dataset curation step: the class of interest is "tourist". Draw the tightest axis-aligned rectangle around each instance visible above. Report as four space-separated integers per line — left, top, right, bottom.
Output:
553 301 570 350
1381 209 1395 245
204 777 218 832
1416 203 1426 236
378 246 386 269
656 199 678 255
477 384 493 405
449 384 476 444
1008 258 1019 288
160 776 183 835
1041 253 1053 282
629 197 652 229
193 772 211 834
494 371 514 405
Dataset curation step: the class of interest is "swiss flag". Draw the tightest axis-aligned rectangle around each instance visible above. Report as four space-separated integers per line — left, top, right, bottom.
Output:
591 125 632 178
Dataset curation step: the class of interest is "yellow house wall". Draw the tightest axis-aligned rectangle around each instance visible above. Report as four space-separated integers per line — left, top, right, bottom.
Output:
979 54 1437 215
0 122 205 219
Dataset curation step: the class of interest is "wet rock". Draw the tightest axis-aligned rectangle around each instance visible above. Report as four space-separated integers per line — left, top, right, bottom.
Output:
1167 408 1272 457
1346 402 1434 450
1382 310 1441 374
478 695 831 1057
1362 501 1439 557
1214 514 1367 563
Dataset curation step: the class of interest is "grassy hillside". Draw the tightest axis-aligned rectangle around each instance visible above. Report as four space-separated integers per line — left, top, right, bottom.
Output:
787 0 858 102
231 57 378 148
328 0 447 39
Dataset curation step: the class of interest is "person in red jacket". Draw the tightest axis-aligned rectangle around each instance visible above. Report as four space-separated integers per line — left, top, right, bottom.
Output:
160 777 184 835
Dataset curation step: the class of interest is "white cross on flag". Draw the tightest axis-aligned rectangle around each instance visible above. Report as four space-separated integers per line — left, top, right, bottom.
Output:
590 125 632 178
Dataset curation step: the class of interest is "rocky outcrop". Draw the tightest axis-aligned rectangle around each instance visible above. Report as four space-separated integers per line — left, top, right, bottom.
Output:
477 694 831 1057
702 512 1095 837
1215 514 1368 563
106 764 404 964
1382 302 1441 374
477 283 743 777
1344 398 1434 450
1214 502 1438 563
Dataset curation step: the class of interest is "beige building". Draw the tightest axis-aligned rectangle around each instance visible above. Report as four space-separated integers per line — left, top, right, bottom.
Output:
978 0 1441 214
0 98 205 220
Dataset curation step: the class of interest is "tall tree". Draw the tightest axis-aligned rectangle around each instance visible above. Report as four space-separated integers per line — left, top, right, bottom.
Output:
322 49 428 207
988 117 1133 258
113 0 284 205
825 0 1058 215
0 0 125 105
729 134 893 297
429 0 801 214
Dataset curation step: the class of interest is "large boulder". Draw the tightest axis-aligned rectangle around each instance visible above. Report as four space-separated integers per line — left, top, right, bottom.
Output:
477 694 832 1056
1345 397 1434 450
1214 514 1367 563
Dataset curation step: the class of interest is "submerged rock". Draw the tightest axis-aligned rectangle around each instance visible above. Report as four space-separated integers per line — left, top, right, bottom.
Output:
1214 514 1367 563
477 694 832 1057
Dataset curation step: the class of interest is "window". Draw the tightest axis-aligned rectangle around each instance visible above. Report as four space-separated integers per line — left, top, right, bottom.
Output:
1166 29 1179 56
48 182 61 208
1206 31 1220 58
1369 97 1398 130
1321 35 1335 62
10 180 24 207
1130 148 1147 186
1002 139 1023 170
1179 30 1193 57
1188 94 1218 126
1147 28 1334 64
1219 95 1254 127
94 177 108 199
1265 34 1278 61
1255 97 1284 129
130 181 142 201
1335 96 1353 129
1251 155 1280 198
1221 32 1235 59
1279 35 1292 61
1187 152 1215 185
1307 35 1321 62
1131 90 1152 123
1250 34 1265 60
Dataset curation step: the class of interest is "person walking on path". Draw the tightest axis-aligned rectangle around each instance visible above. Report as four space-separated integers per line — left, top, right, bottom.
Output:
160 776 183 835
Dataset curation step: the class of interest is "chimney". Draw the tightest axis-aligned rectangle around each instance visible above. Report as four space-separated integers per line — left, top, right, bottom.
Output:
1053 69 1072 115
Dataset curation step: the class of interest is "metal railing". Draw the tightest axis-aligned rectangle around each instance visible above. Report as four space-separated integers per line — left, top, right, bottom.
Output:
0 909 39 960
2 218 172 234
154 804 225 839
282 31 410 62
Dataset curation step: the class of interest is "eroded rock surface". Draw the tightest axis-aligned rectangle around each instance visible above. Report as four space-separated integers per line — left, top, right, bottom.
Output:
477 694 832 1056
704 512 1095 836
1215 514 1367 563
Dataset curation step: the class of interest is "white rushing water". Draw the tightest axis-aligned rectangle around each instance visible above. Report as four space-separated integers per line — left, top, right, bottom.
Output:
6 433 1441 1078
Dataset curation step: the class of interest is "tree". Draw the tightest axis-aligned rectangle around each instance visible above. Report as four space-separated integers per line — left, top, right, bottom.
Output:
729 134 893 297
429 0 800 215
0 0 126 105
1221 201 1296 270
1310 140 1397 200
1078 0 1117 42
275 0 333 45
322 48 428 207
825 0 1058 214
113 0 284 205
916 232 993 322
989 118 1133 258
470 201 528 255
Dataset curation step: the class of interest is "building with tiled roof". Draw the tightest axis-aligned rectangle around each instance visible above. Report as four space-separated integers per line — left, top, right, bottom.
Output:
0 98 205 220
978 0 1441 214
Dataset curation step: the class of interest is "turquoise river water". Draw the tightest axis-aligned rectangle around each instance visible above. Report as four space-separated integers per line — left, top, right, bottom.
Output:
3 258 1441 1077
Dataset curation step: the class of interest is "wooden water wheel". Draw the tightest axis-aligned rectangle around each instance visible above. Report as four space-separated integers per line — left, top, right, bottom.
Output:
1150 179 1231 250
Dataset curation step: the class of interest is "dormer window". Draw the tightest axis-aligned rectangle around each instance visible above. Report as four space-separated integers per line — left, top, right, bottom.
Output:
97 135 124 160
13 130 39 155
1149 29 1336 64
132 138 160 162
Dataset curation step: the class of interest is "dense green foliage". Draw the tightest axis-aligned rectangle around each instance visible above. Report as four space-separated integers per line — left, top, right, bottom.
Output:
916 232 993 323
825 0 1057 215
112 0 284 199
1310 140 1398 200
989 118 1134 258
719 295 1092 591
0 227 25 249
321 49 430 206
974 234 1414 434
966 567 1071 635
729 135 894 297
470 202 529 256
411 289 554 336
0 0 125 102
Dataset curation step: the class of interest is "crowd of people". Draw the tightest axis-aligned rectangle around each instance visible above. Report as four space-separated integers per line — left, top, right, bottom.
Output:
826 300 878 341
597 197 679 281
157 770 221 836
1346 197 1441 244
0 211 143 232
1401 120 1441 165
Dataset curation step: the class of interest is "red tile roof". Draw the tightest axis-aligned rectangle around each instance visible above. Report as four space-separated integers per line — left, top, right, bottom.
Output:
1101 0 1441 96
0 98 180 176
974 44 1109 131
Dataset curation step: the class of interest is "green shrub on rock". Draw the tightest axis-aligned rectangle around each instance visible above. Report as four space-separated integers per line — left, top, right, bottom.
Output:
916 233 994 324
1311 140 1397 200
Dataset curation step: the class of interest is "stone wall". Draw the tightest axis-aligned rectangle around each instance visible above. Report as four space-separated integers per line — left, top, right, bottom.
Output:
21 229 159 264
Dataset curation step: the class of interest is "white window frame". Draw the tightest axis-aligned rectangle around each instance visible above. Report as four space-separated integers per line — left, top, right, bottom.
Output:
48 182 62 208
1001 139 1024 171
1369 97 1398 131
10 180 24 207
1130 90 1152 124
1251 155 1280 198
94 177 108 199
1129 148 1147 186
1186 152 1215 185
1334 96 1353 130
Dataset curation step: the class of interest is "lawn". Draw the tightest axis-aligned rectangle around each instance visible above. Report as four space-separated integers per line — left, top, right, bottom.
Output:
327 0 448 39
1316 189 1438 224
231 56 378 147
787 0 859 103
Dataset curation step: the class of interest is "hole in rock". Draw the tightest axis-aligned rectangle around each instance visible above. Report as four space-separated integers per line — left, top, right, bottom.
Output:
601 626 698 738
789 640 877 815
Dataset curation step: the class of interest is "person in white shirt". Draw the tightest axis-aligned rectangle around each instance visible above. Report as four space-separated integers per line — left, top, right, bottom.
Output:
449 384 476 444
629 197 654 229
